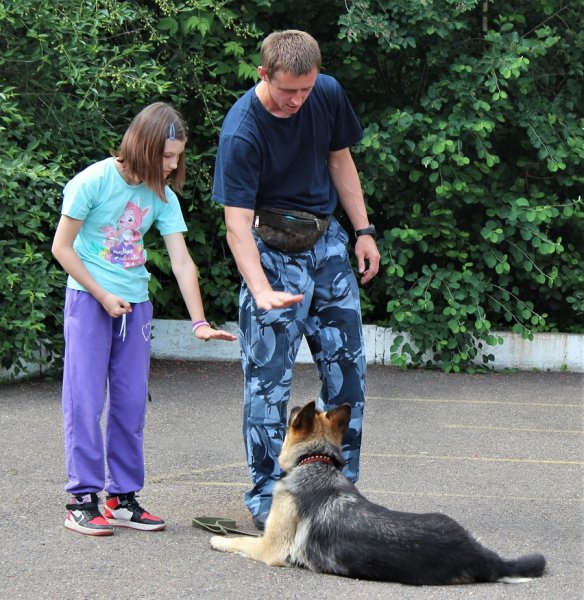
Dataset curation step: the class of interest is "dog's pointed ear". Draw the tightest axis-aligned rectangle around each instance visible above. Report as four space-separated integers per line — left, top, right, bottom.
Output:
288 406 302 426
289 401 317 433
326 403 351 434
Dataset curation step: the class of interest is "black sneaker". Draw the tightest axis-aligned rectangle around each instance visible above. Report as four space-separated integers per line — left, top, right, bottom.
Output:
65 493 114 536
104 492 165 531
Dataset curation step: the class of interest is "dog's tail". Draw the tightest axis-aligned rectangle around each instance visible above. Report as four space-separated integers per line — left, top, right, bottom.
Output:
497 553 546 583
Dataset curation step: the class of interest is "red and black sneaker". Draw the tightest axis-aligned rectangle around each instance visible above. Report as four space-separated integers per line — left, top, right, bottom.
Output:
104 492 165 531
65 493 114 536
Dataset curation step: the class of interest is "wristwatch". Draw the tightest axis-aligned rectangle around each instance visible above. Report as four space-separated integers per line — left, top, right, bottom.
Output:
355 224 377 240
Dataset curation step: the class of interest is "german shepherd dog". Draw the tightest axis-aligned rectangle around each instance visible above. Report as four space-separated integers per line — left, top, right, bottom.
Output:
211 401 546 585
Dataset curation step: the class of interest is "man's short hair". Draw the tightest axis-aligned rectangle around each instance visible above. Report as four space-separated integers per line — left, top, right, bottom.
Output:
260 30 321 78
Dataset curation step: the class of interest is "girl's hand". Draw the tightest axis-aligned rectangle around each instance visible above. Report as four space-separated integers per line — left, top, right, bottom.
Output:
194 324 237 342
101 293 132 318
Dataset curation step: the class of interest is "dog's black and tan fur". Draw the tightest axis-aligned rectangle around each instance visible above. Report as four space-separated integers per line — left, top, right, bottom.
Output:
211 402 546 585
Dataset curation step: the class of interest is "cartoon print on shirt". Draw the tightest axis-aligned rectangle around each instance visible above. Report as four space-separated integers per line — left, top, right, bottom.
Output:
100 201 150 268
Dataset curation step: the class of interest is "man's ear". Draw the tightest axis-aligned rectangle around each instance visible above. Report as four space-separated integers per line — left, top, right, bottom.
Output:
258 66 268 81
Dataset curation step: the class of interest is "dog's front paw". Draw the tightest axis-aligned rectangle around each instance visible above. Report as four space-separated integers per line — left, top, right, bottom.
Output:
210 535 231 552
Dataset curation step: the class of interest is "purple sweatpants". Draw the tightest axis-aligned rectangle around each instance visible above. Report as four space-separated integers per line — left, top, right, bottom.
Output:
62 288 153 495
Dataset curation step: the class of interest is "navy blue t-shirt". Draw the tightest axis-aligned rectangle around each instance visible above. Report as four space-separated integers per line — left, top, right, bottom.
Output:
212 74 363 216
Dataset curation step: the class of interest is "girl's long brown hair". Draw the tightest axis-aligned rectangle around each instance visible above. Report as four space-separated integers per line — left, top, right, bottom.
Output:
114 102 187 202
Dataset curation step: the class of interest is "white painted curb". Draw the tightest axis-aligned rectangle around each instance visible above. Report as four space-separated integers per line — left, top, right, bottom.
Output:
151 320 584 372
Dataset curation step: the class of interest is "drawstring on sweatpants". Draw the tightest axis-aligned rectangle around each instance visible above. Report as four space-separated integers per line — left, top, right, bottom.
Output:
119 313 127 342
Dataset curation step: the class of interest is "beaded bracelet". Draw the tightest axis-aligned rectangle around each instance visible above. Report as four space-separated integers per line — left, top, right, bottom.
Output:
192 320 210 332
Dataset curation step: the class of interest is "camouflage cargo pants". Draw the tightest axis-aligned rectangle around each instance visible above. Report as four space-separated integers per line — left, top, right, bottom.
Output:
239 218 366 517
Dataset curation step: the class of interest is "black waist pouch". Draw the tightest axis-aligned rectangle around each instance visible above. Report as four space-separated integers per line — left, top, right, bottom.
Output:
253 206 331 253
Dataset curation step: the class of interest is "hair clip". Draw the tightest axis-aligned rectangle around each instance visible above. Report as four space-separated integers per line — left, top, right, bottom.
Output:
169 123 176 140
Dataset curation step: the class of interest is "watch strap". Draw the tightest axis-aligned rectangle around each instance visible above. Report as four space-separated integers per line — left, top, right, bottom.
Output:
355 224 377 239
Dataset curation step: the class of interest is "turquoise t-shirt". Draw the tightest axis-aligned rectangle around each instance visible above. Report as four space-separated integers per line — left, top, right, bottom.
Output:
61 157 187 303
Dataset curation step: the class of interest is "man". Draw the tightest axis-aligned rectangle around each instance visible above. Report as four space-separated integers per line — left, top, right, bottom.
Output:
213 30 380 530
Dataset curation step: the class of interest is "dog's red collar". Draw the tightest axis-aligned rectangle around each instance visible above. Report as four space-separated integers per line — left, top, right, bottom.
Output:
297 454 337 467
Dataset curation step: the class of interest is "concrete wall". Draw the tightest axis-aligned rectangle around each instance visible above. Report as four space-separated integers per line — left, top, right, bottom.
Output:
3 321 581 381
151 319 584 372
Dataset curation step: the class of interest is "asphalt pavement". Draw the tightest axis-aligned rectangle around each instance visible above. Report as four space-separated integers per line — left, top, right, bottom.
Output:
0 359 582 600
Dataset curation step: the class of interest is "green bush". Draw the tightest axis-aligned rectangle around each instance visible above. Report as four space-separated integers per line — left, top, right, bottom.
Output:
0 0 173 375
335 0 583 371
0 90 66 375
139 0 262 320
1 0 581 378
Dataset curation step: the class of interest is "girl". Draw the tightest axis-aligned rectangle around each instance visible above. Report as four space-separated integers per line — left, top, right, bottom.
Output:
52 102 236 536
